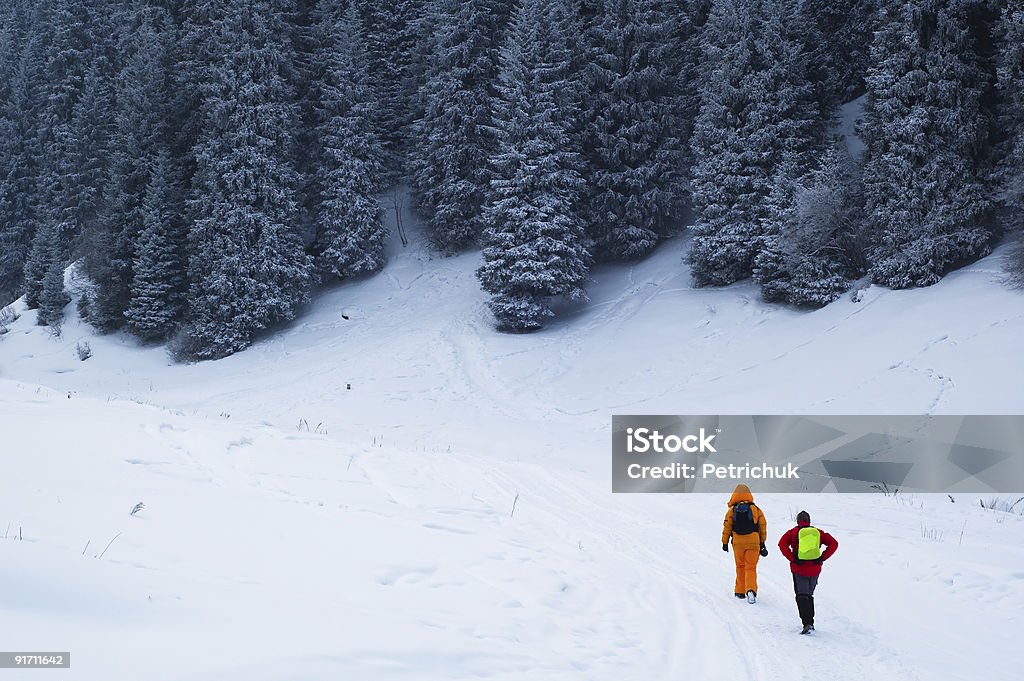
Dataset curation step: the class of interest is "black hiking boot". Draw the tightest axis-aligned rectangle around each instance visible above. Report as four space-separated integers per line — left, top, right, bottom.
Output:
735 593 745 599
746 590 756 604
800 624 813 635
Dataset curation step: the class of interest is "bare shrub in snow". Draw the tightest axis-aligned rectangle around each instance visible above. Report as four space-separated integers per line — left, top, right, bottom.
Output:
979 496 1024 515
167 328 202 364
1007 235 1024 288
0 305 18 335
895 493 923 509
756 145 868 307
76 341 93 361
296 418 327 434
920 523 945 542
870 482 899 497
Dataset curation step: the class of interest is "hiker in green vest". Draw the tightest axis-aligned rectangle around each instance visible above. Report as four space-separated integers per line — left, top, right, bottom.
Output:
778 510 839 634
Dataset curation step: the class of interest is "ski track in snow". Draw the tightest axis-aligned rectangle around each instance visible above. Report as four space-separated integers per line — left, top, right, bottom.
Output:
480 463 925 681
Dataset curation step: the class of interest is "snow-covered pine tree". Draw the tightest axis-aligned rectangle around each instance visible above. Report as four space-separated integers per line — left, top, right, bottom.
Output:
582 0 687 261
22 224 49 310
0 5 19 302
174 0 222 187
861 0 993 288
0 3 47 303
0 5 14 90
25 219 73 325
181 0 313 360
65 61 113 267
673 0 710 176
477 0 590 332
36 223 72 328
409 0 510 253
84 7 173 331
73 64 113 227
750 0 832 295
309 1 387 280
997 1 1024 282
354 1 402 157
35 0 91 232
125 151 185 342
688 0 820 287
996 2 1024 228
800 0 878 107
687 0 760 286
354 0 422 172
403 0 446 135
18 0 99 317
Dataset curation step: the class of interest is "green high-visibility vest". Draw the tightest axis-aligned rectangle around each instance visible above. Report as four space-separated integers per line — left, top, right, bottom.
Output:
797 527 822 560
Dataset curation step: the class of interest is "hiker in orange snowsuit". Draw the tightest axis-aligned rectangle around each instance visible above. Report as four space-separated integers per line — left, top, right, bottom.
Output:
722 484 768 602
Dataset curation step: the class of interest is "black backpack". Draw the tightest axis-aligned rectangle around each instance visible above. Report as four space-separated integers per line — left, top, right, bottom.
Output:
732 502 757 535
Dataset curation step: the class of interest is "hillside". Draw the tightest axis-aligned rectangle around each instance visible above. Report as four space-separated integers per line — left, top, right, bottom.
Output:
1 204 1023 680
2 192 1022 444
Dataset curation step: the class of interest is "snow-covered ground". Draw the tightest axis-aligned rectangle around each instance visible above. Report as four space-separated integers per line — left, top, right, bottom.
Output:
1 202 1023 680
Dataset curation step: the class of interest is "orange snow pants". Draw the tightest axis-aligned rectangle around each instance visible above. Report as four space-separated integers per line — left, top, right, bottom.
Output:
731 533 761 594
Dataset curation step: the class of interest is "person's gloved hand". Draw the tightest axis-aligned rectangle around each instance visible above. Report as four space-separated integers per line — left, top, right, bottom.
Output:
759 543 768 557
722 543 729 552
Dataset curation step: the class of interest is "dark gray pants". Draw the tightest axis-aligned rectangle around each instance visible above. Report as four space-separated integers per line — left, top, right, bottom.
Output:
793 574 819 625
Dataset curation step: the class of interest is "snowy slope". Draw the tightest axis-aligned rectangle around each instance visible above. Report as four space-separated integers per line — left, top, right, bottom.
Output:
1 198 1023 680
2 382 1023 681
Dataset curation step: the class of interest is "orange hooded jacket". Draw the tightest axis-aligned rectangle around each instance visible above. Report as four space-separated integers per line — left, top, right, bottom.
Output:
721 484 767 545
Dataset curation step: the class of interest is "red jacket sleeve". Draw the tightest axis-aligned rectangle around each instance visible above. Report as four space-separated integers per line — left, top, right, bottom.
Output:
778 527 796 562
820 531 839 561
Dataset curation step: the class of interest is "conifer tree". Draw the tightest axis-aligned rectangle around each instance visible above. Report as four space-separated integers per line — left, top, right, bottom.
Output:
996 2 1024 231
861 1 993 288
18 0 110 317
996 1 1024 282
65 62 113 253
688 0 819 286
85 8 172 331
800 0 877 107
181 0 313 360
0 5 46 302
22 224 49 310
36 227 71 327
477 0 589 331
354 1 424 169
410 0 510 252
583 0 687 261
671 0 709 179
19 0 92 317
36 0 91 232
310 1 387 279
125 151 186 341
26 220 73 325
